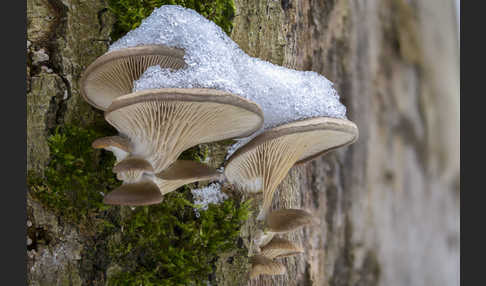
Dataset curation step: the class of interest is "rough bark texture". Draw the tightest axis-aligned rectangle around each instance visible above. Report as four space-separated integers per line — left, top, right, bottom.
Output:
27 0 459 285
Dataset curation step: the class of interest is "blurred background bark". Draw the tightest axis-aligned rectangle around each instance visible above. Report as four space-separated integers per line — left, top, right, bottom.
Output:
27 0 459 285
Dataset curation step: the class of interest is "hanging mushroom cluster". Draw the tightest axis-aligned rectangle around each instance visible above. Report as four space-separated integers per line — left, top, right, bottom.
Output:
224 117 358 279
80 42 358 282
80 44 264 205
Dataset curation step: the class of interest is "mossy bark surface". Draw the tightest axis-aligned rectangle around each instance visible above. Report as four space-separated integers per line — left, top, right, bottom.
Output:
27 0 459 285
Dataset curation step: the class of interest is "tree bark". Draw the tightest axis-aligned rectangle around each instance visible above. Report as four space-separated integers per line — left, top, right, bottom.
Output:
27 0 459 285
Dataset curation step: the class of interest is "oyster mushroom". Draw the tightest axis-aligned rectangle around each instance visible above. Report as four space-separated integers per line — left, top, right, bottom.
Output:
224 117 358 220
104 88 263 174
249 255 286 279
254 209 314 248
103 179 163 206
92 135 133 162
80 45 186 110
151 160 222 195
260 236 304 259
112 156 154 183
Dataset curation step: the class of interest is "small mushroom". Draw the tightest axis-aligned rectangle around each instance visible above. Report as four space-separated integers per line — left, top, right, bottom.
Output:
112 156 154 183
260 237 304 259
80 45 186 110
249 255 286 279
151 160 222 195
266 209 314 233
105 88 263 174
103 179 163 206
92 136 133 162
254 209 313 249
224 117 358 220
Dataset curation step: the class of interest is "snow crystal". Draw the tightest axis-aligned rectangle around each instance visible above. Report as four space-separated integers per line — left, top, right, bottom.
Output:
110 5 347 129
191 183 228 217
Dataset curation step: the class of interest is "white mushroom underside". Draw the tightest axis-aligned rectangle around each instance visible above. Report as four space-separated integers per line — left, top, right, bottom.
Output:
85 55 185 109
149 175 214 196
225 133 310 218
225 128 356 219
116 169 146 183
106 100 260 173
105 146 130 163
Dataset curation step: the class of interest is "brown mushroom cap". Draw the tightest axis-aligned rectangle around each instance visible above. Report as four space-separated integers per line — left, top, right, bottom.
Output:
224 117 358 219
113 156 154 173
260 237 304 259
80 45 186 110
113 156 154 183
105 88 263 173
92 136 133 152
103 179 163 206
249 255 286 279
92 136 133 162
151 160 222 195
266 209 314 233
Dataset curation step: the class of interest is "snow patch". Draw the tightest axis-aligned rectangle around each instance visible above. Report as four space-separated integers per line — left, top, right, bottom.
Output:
191 183 228 217
110 5 347 155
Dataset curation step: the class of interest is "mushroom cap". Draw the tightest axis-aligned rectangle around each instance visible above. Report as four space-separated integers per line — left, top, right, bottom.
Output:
157 160 221 181
249 255 286 279
80 45 186 110
266 209 314 233
105 88 263 172
151 160 222 195
228 117 358 166
113 157 154 183
260 237 304 259
103 179 163 206
91 136 133 153
224 117 358 219
112 157 154 174
253 229 276 249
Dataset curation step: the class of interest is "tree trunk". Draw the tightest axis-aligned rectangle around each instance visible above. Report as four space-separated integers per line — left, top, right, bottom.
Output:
27 0 459 285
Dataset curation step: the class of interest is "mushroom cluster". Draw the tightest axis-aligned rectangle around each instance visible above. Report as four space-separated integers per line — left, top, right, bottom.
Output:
79 7 358 281
224 117 358 279
81 45 264 206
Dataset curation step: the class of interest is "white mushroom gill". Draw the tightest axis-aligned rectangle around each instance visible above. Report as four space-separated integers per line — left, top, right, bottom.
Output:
105 89 263 174
225 134 308 220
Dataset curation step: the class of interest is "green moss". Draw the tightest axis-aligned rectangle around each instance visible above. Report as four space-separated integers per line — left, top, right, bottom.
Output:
107 190 250 286
28 124 120 224
178 144 209 163
108 0 236 41
27 124 249 284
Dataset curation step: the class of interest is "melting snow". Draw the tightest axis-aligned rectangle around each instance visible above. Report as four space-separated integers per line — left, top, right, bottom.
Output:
109 5 347 155
191 183 228 217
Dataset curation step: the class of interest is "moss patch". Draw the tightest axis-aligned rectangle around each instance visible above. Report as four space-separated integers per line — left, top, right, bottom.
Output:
107 190 250 286
108 0 236 41
28 124 120 225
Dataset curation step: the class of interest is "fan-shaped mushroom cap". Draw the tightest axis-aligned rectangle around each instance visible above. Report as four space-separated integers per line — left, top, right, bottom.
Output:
249 255 286 279
80 45 186 110
266 209 314 233
224 117 358 219
103 179 163 206
105 88 263 173
92 136 133 162
260 237 304 259
113 156 154 183
253 229 275 249
150 160 222 195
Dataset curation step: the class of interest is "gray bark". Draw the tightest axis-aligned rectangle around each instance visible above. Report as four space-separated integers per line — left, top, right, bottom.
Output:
27 0 459 285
